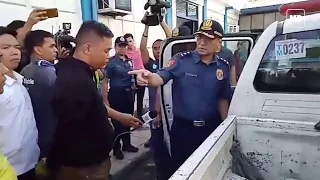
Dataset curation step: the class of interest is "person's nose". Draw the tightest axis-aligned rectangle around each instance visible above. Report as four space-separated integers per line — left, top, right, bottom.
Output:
198 38 207 46
11 46 20 55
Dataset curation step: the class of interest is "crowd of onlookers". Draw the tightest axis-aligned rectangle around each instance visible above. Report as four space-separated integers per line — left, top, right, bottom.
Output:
0 7 250 180
0 8 193 180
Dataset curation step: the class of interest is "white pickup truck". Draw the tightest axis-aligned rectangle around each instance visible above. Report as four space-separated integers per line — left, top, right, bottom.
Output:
159 5 320 180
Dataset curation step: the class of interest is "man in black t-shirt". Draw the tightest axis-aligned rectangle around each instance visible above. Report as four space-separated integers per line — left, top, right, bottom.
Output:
47 21 142 180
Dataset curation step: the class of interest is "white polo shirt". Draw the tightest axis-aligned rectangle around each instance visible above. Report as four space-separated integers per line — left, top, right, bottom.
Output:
0 71 40 175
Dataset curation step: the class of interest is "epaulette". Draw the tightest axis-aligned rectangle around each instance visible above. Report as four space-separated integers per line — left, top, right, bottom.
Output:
216 55 229 67
177 51 192 59
37 60 54 67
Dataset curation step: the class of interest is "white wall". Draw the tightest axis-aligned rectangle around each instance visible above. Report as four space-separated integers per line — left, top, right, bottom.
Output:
0 0 82 36
206 0 240 31
98 0 242 54
207 0 225 27
98 0 166 54
244 0 302 8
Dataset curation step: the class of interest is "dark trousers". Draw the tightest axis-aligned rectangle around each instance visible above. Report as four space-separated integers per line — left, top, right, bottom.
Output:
170 116 221 174
18 168 37 180
150 125 172 180
108 87 134 150
136 85 146 118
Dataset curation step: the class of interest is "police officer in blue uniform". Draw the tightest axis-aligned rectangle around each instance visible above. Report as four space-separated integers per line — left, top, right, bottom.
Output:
129 19 231 174
217 43 237 86
105 36 139 160
20 30 58 159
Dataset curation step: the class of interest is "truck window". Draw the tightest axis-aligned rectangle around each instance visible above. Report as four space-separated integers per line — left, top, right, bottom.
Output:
172 42 196 56
254 29 320 93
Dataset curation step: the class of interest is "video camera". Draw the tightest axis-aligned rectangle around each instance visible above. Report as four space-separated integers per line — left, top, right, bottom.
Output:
142 0 171 26
54 23 75 55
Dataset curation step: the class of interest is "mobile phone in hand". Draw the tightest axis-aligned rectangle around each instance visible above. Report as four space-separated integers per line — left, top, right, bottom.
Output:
38 8 58 18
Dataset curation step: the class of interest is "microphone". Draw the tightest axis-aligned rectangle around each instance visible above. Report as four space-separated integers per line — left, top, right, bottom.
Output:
142 110 158 123
131 111 158 131
128 60 136 88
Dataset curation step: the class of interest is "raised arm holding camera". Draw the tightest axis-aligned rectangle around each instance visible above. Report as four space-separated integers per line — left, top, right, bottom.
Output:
140 1 174 179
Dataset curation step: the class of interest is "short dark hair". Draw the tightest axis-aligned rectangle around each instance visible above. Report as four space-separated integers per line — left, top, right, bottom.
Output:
0 26 17 38
75 21 114 46
152 39 162 46
24 30 54 56
7 20 26 31
124 33 133 39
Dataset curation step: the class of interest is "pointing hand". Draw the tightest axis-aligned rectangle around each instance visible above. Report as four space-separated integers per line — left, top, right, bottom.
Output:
128 69 152 86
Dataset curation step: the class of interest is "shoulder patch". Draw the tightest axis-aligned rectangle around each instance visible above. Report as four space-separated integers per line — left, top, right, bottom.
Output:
164 59 176 68
177 51 192 59
216 56 229 67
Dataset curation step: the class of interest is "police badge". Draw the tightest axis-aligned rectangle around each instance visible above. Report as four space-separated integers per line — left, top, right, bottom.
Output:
201 20 213 31
216 69 224 80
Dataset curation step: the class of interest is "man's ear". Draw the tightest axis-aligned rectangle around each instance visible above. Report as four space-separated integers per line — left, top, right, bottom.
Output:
34 46 42 55
83 43 91 55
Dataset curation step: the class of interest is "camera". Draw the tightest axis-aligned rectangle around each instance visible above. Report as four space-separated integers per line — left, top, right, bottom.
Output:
142 0 171 26
54 23 75 56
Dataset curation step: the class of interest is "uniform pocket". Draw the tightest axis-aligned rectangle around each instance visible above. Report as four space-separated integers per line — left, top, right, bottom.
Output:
180 75 201 87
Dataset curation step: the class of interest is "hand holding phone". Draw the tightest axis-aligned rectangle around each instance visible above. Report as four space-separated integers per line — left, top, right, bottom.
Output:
26 8 58 26
41 8 58 18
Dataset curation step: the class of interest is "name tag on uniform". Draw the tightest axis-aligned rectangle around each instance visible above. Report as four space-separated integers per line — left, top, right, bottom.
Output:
185 72 197 77
23 78 35 85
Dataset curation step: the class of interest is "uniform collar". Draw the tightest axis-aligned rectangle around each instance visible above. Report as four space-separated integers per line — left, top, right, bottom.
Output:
32 59 55 67
114 54 130 61
5 71 23 86
193 51 217 65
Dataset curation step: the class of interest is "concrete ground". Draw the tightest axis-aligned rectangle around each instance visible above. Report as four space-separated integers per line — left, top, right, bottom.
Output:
110 128 152 179
109 96 152 179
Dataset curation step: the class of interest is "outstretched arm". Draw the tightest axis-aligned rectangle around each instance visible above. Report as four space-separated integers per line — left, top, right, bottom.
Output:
140 25 150 65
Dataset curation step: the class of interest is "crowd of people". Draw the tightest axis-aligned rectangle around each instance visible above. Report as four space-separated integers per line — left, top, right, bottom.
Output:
0 7 240 180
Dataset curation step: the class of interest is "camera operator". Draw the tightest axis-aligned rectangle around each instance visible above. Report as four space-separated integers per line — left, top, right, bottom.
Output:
140 11 173 180
143 0 171 26
54 23 75 60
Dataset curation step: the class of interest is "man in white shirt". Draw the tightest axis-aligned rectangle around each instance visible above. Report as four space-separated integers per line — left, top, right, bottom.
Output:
0 26 40 180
